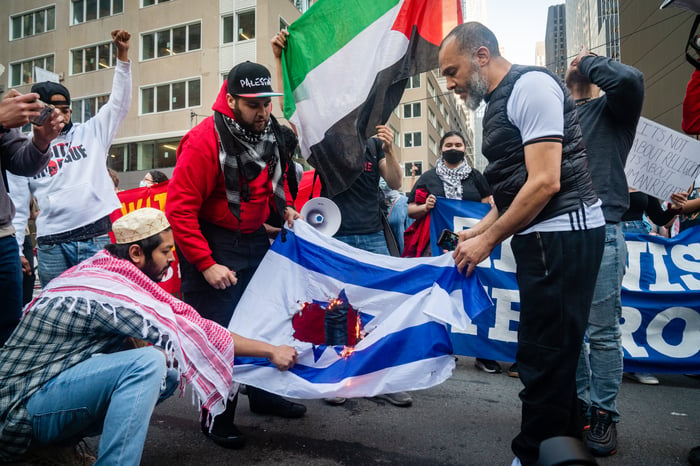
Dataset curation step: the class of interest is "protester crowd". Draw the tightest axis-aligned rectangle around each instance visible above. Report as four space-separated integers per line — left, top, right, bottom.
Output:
0 15 698 466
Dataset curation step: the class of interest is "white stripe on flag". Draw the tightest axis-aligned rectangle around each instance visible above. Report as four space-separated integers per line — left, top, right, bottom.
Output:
228 221 491 398
290 4 408 157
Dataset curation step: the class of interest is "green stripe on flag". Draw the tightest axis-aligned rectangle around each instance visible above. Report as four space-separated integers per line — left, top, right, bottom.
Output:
282 0 400 118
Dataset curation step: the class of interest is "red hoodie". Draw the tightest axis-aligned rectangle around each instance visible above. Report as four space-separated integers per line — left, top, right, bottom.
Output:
682 69 700 135
166 82 292 272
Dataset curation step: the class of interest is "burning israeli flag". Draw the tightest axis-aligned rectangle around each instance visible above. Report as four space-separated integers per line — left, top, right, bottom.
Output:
228 220 492 399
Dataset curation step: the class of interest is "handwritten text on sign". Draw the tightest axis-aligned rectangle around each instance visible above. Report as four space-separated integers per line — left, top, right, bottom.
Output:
624 117 700 201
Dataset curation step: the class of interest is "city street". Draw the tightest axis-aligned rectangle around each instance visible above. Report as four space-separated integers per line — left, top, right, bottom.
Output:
110 356 698 465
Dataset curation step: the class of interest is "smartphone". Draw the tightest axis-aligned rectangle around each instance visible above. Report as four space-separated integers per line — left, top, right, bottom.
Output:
437 229 459 251
29 101 54 126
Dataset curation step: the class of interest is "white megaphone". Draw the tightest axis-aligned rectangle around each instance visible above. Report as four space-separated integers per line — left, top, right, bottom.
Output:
300 197 342 236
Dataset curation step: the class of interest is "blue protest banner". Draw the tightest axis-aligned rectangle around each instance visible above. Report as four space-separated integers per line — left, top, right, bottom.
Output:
432 197 700 374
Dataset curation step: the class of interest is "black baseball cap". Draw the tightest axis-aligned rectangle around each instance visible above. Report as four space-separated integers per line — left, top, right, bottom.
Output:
32 81 70 105
227 61 282 98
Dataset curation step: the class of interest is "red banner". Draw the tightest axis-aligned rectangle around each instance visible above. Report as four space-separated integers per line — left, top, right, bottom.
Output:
109 181 181 295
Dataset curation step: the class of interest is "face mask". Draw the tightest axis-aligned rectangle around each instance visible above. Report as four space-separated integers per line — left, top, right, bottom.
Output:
139 180 148 188
442 149 465 165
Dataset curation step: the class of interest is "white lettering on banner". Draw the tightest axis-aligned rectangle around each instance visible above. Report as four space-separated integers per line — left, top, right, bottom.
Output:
671 243 700 290
620 307 649 357
453 216 492 268
647 307 700 358
492 237 516 273
648 242 685 292
453 216 517 273
623 240 700 292
488 287 520 342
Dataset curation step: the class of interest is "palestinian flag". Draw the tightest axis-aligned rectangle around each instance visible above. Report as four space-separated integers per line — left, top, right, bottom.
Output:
281 0 462 197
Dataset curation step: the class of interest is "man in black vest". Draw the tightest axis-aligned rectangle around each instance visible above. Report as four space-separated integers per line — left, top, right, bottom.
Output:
439 22 605 466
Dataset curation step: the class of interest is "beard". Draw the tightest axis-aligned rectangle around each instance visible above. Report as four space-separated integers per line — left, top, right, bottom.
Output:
142 258 170 282
456 59 489 110
232 101 268 134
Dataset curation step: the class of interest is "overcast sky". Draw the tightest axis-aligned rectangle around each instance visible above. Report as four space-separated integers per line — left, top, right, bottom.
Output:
482 1 562 65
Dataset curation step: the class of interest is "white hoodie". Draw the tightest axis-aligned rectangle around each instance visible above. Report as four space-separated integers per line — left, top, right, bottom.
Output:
9 59 131 250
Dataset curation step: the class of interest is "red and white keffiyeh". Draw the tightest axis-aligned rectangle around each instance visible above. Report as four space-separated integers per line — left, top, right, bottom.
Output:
32 251 235 418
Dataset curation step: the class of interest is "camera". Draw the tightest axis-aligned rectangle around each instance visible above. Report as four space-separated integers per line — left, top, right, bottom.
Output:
29 100 55 126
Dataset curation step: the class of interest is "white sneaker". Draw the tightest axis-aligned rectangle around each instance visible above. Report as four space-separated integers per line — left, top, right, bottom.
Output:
510 457 522 466
323 397 347 405
375 391 413 406
624 372 660 385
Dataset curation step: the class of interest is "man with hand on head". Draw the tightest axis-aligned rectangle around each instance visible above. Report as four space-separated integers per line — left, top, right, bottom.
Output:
0 208 298 465
439 22 605 466
0 89 64 346
565 46 645 457
166 61 305 449
8 29 132 288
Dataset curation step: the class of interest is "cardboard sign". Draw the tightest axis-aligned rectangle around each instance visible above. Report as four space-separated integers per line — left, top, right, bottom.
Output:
625 117 700 201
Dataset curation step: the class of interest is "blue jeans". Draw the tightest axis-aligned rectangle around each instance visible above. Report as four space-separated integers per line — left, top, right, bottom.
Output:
622 220 648 235
26 347 170 465
37 235 111 287
334 231 390 255
0 235 23 346
576 223 626 421
388 195 410 255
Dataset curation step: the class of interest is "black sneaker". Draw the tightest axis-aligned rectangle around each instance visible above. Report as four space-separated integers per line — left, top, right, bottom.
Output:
578 398 590 432
475 358 502 373
584 407 617 456
507 363 519 378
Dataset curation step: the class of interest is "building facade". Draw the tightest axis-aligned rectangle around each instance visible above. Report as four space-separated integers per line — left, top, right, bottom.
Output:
545 3 568 80
566 0 620 61
2 0 469 193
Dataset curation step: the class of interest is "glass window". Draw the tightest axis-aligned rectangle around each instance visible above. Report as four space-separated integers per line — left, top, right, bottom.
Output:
138 142 155 170
85 46 97 72
143 0 155 6
172 26 186 54
189 23 201 50
23 14 34 37
11 17 21 40
108 144 125 172
113 0 123 14
188 79 201 107
156 85 170 112
86 0 97 21
47 7 55 30
223 15 234 44
404 161 422 176
237 11 255 41
405 74 420 89
142 34 154 60
172 81 186 109
35 10 45 34
97 95 109 111
73 100 84 123
22 62 32 85
157 30 170 57
99 0 111 17
98 43 111 69
155 139 179 168
142 87 154 114
11 65 21 87
73 0 84 24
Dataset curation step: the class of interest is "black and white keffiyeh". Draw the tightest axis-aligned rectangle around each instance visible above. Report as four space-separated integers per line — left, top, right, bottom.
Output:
214 112 287 222
435 158 472 200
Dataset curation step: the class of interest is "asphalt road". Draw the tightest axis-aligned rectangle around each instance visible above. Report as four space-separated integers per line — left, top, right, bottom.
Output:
109 356 699 466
